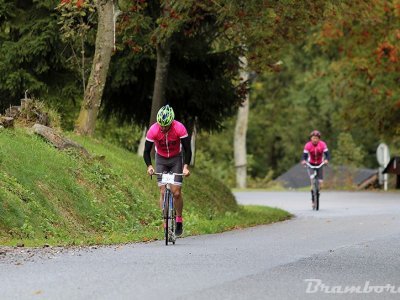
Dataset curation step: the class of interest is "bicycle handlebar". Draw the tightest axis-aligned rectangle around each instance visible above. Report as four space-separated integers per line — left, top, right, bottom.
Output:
153 172 184 176
305 162 325 169
150 172 185 180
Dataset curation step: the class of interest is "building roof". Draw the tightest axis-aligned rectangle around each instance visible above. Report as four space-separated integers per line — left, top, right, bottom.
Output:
275 163 377 189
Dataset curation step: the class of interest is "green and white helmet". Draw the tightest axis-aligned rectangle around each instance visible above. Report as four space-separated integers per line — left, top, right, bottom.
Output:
156 105 175 126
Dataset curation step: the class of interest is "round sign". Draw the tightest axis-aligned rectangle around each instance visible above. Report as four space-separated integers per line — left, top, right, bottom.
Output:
376 143 390 167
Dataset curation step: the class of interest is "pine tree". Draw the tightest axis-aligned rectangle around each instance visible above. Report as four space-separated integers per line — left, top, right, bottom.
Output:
0 0 80 120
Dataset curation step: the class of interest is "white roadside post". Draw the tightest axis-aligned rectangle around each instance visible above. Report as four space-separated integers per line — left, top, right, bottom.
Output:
376 143 390 191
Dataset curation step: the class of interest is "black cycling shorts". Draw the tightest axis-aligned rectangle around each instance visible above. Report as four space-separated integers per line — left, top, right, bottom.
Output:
155 153 183 186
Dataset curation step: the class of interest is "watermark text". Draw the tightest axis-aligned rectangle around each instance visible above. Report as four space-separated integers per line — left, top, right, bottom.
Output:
305 279 400 294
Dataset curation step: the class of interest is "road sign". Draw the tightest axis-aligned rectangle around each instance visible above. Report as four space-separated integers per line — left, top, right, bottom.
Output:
377 143 390 191
377 143 390 167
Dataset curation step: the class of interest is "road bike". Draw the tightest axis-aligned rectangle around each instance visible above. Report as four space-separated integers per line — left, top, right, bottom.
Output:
153 172 183 245
305 162 325 211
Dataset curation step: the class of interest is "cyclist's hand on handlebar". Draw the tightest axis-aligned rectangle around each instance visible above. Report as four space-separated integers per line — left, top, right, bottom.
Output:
147 165 155 176
324 159 329 165
301 160 307 166
183 164 190 177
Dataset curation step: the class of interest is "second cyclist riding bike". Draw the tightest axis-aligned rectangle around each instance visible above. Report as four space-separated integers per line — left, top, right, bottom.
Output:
305 162 325 210
301 130 330 211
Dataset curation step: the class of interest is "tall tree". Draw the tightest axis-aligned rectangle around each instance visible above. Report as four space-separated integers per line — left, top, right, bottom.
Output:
74 0 115 135
148 0 174 126
234 56 249 188
101 0 244 131
149 40 171 125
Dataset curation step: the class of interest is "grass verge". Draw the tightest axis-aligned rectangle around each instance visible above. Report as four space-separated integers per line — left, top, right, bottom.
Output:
0 128 291 247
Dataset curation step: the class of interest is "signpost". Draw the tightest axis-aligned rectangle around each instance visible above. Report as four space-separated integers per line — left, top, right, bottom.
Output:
377 143 390 191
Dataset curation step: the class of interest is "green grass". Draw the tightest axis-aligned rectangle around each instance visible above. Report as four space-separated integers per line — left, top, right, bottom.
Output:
232 186 287 192
0 128 291 247
184 205 291 235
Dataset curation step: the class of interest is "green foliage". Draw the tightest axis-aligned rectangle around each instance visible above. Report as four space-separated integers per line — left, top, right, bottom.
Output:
102 0 245 130
244 44 336 178
332 133 365 167
310 0 400 140
56 0 97 93
57 0 96 41
191 0 344 185
2 0 399 188
195 37 372 183
0 0 335 136
19 99 62 129
195 120 236 187
0 0 82 127
94 117 144 152
214 0 330 72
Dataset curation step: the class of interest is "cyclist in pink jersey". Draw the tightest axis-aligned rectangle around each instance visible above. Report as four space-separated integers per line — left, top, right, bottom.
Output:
301 130 330 208
143 105 191 236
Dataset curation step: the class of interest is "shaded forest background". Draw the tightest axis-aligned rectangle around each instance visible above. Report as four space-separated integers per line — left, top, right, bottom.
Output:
1 0 399 187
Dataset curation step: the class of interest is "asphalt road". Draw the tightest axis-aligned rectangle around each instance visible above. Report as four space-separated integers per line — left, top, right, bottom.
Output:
1 191 400 299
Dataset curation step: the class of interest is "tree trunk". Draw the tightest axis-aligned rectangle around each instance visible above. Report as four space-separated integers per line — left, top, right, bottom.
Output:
149 40 172 127
137 126 147 156
75 0 114 136
33 124 90 157
234 57 249 189
190 122 197 166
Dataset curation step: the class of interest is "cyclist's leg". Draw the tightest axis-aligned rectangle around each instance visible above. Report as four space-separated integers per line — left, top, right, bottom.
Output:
170 154 184 235
306 166 314 204
170 184 183 236
169 154 184 216
170 184 183 217
317 167 324 190
159 185 166 209
155 154 169 208
311 184 315 209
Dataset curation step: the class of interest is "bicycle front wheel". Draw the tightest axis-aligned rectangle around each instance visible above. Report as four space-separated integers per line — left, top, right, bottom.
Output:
315 180 320 211
164 190 170 245
168 192 176 245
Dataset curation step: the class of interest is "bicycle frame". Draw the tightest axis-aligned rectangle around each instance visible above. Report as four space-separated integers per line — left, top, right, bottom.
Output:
153 172 184 245
305 162 325 211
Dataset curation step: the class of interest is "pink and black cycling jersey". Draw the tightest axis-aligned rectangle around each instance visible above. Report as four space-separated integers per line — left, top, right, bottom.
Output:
303 141 329 165
146 120 188 158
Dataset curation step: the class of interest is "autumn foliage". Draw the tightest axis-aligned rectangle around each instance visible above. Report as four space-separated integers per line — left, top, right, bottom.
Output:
60 0 85 8
314 0 400 137
376 42 398 63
